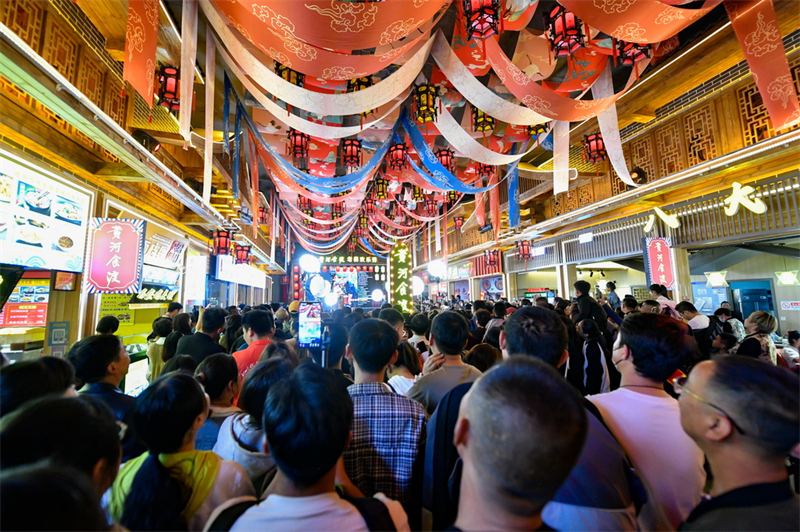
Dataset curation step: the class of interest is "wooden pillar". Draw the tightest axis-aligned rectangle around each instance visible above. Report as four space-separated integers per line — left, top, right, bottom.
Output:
556 263 578 300
672 247 693 303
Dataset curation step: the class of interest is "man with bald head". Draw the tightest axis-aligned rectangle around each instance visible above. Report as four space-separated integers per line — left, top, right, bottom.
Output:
678 356 799 531
451 357 587 531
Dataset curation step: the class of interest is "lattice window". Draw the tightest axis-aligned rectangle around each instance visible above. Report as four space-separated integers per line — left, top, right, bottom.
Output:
610 173 627 196
76 50 105 106
578 183 593 206
34 102 95 152
629 133 657 182
654 120 686 178
103 77 127 127
551 193 564 217
42 19 80 83
0 76 33 107
683 104 718 166
737 58 800 146
1 0 45 52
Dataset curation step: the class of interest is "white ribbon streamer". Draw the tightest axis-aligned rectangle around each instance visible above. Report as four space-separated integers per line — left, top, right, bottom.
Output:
180 0 198 145
202 0 432 117
553 121 570 195
593 60 636 187
434 214 441 252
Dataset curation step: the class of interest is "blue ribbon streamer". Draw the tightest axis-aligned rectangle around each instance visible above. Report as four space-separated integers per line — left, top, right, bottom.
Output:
232 104 242 199
360 237 388 259
507 145 520 229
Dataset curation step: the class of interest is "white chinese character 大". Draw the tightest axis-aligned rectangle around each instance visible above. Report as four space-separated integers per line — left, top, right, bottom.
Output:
723 182 767 216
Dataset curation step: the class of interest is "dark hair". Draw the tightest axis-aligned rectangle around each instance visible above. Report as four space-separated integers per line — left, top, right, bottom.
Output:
649 284 669 298
264 364 353 488
0 356 75 417
239 358 294 430
788 330 800 344
121 373 207 531
473 300 487 311
431 311 470 355
573 280 591 296
380 303 393 310
475 309 492 328
242 310 275 337
464 343 501 373
606 282 616 290
483 326 502 350
227 306 240 315
0 395 120 485
618 313 697 382
67 335 123 384
161 355 198 375
349 319 399 373
675 301 698 314
714 308 732 318
716 332 738 350
642 300 661 312
378 308 405 327
311 324 348 368
1 463 108 531
200 307 227 333
223 314 243 340
194 354 239 401
707 355 799 457
167 302 183 313
492 301 507 318
96 315 120 334
504 307 568 368
577 319 602 340
152 317 173 339
259 342 300 367
409 314 431 336
520 299 531 306
395 341 422 376
467 356 587 512
621 297 638 311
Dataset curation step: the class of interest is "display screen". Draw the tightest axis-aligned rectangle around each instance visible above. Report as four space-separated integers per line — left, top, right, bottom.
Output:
0 158 91 272
52 271 77 291
298 301 322 348
0 273 50 327
123 358 149 397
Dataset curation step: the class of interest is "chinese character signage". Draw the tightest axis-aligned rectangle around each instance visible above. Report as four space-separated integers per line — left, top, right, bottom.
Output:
86 219 146 294
129 282 180 305
643 237 676 290
0 272 50 327
389 243 412 313
319 255 379 264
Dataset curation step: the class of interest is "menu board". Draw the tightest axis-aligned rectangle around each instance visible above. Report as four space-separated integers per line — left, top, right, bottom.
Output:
0 275 50 327
99 293 135 324
0 158 91 272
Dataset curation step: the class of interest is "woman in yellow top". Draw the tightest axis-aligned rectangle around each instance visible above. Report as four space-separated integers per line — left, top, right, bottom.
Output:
110 372 254 531
145 318 172 382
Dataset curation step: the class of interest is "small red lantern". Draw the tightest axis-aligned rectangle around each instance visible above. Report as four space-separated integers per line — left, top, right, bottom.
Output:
412 186 425 202
472 107 495 133
364 197 376 215
617 41 650 66
331 202 344 219
293 274 300 282
476 163 495 179
436 148 455 173
288 129 310 170
212 229 233 255
233 244 251 265
454 216 465 231
298 197 312 215
414 84 438 123
347 237 357 253
584 133 607 163
373 177 389 200
463 0 501 40
293 265 299 273
447 190 459 205
369 266 374 272
258 207 268 225
528 123 548 139
388 142 408 171
293 291 300 300
281 275 289 285
158 65 180 111
484 249 499 267
516 240 532 260
341 138 362 168
276 62 304 87
425 199 437 216
544 5 584 59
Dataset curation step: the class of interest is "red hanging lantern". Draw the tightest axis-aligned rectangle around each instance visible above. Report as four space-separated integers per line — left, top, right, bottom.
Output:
617 41 650 66
212 229 233 255
275 62 304 87
298 197 312 215
414 84 438 123
158 65 180 111
233 244 251 264
436 148 455 173
447 190 460 206
528 123 548 139
347 236 357 253
454 216 465 231
472 107 495 133
484 249 499 267
287 129 310 170
516 240 532 260
341 138 362 168
425 198 437 216
331 202 344 219
584 133 607 163
387 142 408 171
412 186 425 202
463 0 501 40
258 207 268 225
281 275 289 285
373 177 389 200
476 163 495 179
364 197 376 215
544 5 584 59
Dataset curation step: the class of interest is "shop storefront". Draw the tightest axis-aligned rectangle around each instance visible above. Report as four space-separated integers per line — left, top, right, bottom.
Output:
211 254 267 307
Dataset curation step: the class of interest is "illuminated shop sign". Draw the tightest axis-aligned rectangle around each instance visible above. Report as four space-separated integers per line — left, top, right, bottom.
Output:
643 237 676 289
389 243 412 312
319 255 380 264
86 219 146 294
129 282 180 305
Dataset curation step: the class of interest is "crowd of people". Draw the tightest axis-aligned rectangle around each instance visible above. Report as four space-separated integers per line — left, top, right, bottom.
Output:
0 281 797 531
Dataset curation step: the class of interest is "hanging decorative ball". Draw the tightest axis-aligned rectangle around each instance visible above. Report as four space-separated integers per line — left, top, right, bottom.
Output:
275 61 304 87
341 138 362 168
233 244 251 264
544 5 584 58
584 133 607 163
472 106 496 133
414 84 439 123
387 142 408 171
211 229 233 255
516 240 532 260
436 148 456 173
463 0 501 40
617 41 650 66
158 65 180 111
454 216 465 231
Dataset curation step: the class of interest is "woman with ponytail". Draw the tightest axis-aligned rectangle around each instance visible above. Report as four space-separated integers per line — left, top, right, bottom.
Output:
110 372 254 531
648 283 680 319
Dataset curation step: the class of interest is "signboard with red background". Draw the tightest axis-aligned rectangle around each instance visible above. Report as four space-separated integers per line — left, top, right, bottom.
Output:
0 270 50 327
644 237 677 289
86 219 146 294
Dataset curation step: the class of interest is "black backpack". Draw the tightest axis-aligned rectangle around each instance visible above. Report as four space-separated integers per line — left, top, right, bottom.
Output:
697 315 724 358
206 494 397 532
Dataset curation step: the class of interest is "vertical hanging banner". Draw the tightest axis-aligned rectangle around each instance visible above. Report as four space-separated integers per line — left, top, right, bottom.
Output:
203 26 215 203
553 120 570 195
643 237 676 290
508 163 520 229
180 0 198 144
389 243 412 313
123 0 160 105
726 0 800 130
489 172 500 241
86 219 147 294
594 63 636 187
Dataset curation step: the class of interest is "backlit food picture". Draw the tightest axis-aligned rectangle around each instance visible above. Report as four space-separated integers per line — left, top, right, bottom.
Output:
18 181 52 216
54 197 84 226
0 174 12 203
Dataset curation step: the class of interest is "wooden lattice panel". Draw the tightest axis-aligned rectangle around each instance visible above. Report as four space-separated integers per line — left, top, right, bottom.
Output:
683 104 718 166
629 133 657 182
654 120 686 178
578 183 594 207
0 75 34 107
41 19 80 83
103 77 127 126
34 101 96 152
1 0 45 52
76 50 105 106
551 193 564 216
737 59 800 146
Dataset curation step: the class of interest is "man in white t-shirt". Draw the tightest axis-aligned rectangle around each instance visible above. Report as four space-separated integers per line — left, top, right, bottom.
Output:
209 364 409 532
589 312 706 531
676 301 711 331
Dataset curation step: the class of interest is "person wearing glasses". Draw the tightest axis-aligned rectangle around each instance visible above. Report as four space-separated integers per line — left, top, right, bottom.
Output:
677 356 799 531
588 312 706 531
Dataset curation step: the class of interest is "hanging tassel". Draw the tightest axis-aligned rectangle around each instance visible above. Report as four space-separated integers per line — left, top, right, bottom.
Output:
584 22 591 46
612 38 618 67
148 109 153 123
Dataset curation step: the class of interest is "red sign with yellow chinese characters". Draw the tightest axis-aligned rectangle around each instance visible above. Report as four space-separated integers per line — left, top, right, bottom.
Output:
86 219 146 294
644 237 676 290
